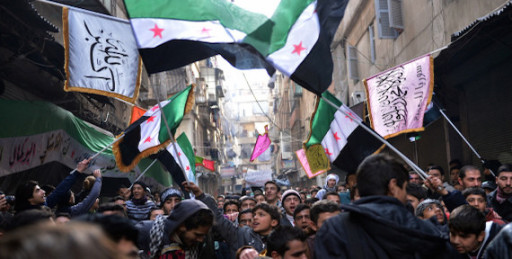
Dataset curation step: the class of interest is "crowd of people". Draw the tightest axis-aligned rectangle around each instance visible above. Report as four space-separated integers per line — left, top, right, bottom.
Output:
0 154 512 258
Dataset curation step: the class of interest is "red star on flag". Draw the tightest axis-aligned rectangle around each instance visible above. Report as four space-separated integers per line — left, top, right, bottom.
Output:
334 132 341 141
144 136 152 143
201 27 211 35
146 116 155 123
178 152 181 156
345 112 354 122
325 148 332 156
150 24 164 38
151 106 159 112
186 165 190 171
292 41 306 56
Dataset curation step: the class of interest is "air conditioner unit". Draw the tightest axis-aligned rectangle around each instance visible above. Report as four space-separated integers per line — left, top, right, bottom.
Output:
352 91 365 104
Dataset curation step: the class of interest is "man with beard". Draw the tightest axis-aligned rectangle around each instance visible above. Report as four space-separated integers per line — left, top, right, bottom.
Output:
136 199 214 258
315 154 453 258
488 164 512 222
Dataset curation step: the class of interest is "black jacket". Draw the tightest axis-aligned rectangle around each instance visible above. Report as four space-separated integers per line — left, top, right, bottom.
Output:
315 196 454 259
485 223 512 258
488 190 512 222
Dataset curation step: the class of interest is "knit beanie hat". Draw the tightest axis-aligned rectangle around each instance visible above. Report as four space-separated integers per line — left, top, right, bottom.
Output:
160 188 182 202
415 199 443 217
281 189 302 203
131 181 148 192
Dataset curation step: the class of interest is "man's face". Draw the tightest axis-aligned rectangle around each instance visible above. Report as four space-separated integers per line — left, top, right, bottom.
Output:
217 197 224 209
450 231 484 254
406 194 421 211
315 211 340 230
114 199 127 212
29 185 46 205
265 184 278 202
327 178 336 188
178 225 211 248
421 204 445 224
241 199 256 211
131 184 145 200
409 173 423 185
255 194 266 204
450 168 460 183
466 194 486 212
252 208 277 235
283 195 300 215
238 212 253 228
427 169 443 180
325 194 341 205
458 170 482 189
277 240 308 259
224 204 239 215
119 188 131 200
150 209 164 220
294 209 312 233
163 197 181 214
496 172 512 195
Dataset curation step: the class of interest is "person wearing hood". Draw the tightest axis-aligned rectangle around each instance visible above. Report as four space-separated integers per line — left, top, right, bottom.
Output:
315 154 454 258
160 188 183 215
415 199 448 226
315 174 339 200
136 199 215 258
125 181 155 222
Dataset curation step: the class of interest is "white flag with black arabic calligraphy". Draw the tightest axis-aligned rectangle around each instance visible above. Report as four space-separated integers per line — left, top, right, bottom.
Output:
63 7 142 103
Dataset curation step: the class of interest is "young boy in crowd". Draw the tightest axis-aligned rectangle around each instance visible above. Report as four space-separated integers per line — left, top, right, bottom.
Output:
266 226 308 259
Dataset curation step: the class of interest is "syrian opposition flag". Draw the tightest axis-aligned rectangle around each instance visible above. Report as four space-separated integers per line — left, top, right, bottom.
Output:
113 85 194 172
156 133 196 198
123 0 349 95
304 92 383 174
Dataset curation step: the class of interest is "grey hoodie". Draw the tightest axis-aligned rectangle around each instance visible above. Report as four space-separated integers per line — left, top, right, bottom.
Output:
316 174 340 199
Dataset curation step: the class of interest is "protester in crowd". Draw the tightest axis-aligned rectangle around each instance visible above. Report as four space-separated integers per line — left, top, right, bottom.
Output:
299 191 307 202
462 187 505 225
409 171 424 186
310 188 320 200
315 154 453 258
0 222 121 259
406 183 427 211
160 188 182 215
304 197 318 207
185 181 280 258
254 193 266 204
266 226 308 259
426 165 456 197
54 212 71 224
488 164 512 222
238 209 253 228
448 205 502 258
117 185 131 201
415 199 447 225
55 169 102 217
77 214 140 259
75 175 97 203
484 222 512 258
152 191 162 207
293 204 313 235
136 199 215 258
217 195 226 211
14 158 90 213
323 191 341 205
315 174 339 200
240 196 257 211
425 173 467 212
125 181 156 222
345 173 357 191
224 200 240 224
97 203 126 217
264 181 281 208
456 165 482 189
449 166 463 190
280 190 301 227
149 206 164 221
111 196 127 212
306 200 341 259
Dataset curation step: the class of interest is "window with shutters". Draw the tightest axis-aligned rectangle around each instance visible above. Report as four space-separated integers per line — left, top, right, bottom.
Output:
369 25 376 64
375 0 404 39
347 45 359 80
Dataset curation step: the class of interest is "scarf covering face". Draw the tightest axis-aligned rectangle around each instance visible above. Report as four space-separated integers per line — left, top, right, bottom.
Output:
496 187 512 204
